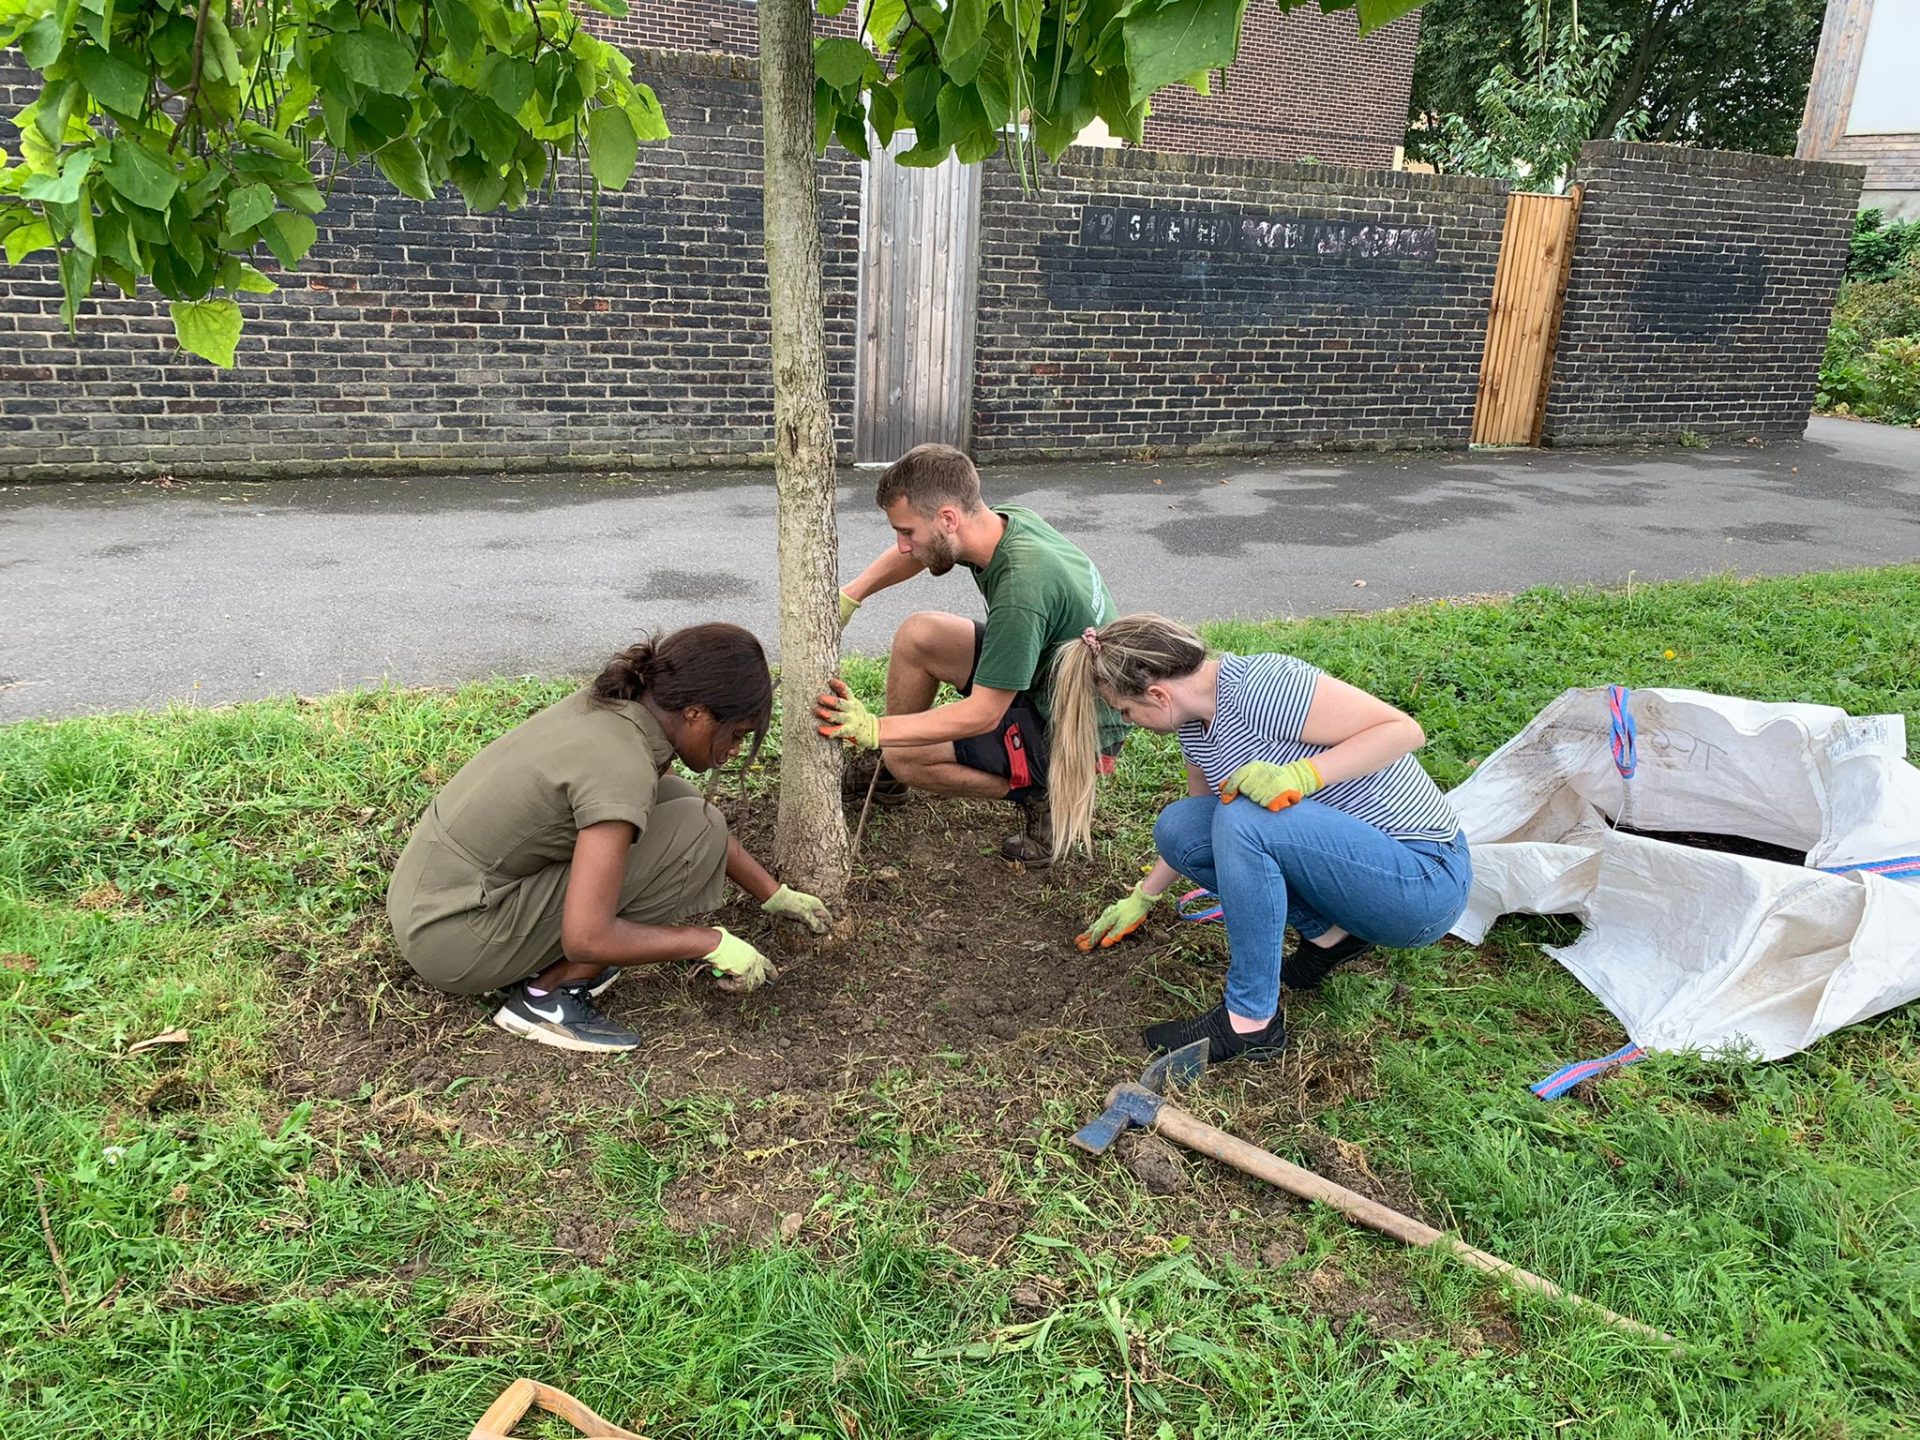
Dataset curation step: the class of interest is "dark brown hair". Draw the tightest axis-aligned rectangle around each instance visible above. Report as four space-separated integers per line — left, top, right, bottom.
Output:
874 442 984 517
592 623 774 768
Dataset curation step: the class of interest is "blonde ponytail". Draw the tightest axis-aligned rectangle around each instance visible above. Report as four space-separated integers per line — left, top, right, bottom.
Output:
1048 635 1106 860
1048 614 1209 861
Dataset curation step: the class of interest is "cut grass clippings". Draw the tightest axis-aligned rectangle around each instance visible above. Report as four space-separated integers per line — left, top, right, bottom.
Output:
3 566 1919 1439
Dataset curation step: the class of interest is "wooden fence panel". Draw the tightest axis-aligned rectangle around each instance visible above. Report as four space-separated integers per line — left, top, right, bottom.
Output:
1471 187 1583 447
854 140 983 463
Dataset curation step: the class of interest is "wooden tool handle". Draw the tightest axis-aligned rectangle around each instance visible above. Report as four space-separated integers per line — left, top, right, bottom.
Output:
469 1378 649 1440
1151 1104 1677 1348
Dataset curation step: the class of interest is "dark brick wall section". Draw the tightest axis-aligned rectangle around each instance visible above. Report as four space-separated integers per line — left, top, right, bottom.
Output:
579 0 858 58
1544 142 1864 445
0 49 862 480
969 149 1508 459
1141 5 1420 168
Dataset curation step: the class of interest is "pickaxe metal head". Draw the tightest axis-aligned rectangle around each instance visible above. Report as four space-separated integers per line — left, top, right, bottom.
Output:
1069 1040 1210 1155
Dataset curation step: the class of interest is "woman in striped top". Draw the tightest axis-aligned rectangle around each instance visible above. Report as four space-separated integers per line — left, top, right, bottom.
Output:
1050 614 1471 1063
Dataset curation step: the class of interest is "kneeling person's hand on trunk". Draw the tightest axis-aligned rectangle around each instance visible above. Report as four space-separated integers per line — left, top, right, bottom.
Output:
762 884 831 934
815 678 880 751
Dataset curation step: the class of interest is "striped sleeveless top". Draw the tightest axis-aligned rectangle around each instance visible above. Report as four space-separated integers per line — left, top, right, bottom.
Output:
1176 653 1459 843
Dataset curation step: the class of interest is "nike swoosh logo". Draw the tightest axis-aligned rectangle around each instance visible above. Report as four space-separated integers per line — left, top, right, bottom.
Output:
525 1002 566 1023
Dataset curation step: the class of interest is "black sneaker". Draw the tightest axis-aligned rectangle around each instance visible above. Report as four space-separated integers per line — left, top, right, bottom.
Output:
842 752 910 808
1142 1002 1285 1063
494 983 641 1054
1000 795 1054 867
1285 933 1374 991
584 967 620 998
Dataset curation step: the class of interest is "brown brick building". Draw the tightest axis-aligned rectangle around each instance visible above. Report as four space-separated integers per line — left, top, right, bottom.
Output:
584 0 1420 170
1139 5 1420 166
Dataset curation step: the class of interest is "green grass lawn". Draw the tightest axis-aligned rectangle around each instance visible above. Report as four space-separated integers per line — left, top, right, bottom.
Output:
4 567 1919 1439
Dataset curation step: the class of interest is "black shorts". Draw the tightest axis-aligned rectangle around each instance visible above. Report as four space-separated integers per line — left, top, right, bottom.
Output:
953 623 1052 801
951 621 1121 801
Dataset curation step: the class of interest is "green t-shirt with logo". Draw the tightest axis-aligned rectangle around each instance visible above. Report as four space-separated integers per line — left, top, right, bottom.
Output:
966 506 1128 751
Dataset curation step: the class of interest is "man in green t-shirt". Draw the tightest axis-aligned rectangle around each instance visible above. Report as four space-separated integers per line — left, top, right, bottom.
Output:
818 443 1126 865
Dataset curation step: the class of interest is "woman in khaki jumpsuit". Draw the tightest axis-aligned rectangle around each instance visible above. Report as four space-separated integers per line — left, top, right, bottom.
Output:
387 623 830 1054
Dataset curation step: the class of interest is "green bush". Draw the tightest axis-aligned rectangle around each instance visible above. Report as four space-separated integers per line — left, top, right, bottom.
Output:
1865 336 1920 419
1846 207 1920 282
1818 257 1920 424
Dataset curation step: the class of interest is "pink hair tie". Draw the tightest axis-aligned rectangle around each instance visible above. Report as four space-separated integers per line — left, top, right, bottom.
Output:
1082 627 1102 654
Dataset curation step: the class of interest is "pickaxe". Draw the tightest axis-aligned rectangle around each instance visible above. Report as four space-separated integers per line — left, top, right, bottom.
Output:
1072 1041 1676 1348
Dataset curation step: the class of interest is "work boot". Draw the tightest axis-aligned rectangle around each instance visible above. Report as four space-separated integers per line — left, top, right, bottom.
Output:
1000 795 1053 867
1284 932 1375 991
842 751 909 808
1142 1002 1285 1063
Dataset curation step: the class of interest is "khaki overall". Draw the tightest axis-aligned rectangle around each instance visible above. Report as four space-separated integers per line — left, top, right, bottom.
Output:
387 691 728 994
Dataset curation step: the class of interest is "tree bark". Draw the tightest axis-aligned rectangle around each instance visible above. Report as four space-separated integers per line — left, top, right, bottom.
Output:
758 0 852 903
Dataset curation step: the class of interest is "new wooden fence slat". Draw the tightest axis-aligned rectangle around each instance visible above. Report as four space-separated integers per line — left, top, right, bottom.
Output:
1472 191 1581 446
1531 184 1584 445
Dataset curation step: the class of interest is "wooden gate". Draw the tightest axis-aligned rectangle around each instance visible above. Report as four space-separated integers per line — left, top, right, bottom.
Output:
1470 186 1584 447
853 137 983 464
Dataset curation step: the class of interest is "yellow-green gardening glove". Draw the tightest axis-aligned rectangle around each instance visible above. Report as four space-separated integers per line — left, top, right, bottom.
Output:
1220 759 1324 811
1076 882 1166 951
762 884 831 934
815 678 881 751
838 589 861 630
704 927 776 991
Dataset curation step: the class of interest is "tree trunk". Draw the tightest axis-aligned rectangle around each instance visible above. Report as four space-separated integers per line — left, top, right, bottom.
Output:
758 0 852 903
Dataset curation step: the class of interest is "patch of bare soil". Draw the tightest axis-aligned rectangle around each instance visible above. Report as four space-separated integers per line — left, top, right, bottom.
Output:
273 797 1429 1276
1612 825 1808 868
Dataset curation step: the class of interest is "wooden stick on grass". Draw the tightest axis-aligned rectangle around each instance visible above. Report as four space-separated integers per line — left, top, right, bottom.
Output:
850 757 883 858
33 1172 72 1305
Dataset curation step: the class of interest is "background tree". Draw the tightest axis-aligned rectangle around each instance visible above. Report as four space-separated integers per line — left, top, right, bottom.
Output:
1431 0 1645 190
1407 0 1825 168
3 0 1424 901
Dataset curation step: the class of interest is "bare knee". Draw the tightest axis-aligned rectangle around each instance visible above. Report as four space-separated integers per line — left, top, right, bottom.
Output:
892 611 975 685
883 743 958 787
885 746 936 782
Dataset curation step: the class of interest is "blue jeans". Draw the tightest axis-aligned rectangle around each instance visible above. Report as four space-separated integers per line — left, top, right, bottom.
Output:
1153 795 1473 1022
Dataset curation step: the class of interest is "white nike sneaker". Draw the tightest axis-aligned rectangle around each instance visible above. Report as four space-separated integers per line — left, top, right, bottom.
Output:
494 983 641 1053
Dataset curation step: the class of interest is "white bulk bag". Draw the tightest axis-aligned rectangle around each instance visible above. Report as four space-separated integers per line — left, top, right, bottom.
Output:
1447 686 1920 1061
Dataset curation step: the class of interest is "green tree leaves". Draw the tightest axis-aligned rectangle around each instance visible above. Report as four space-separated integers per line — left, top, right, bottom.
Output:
100 141 179 213
330 28 421 96
586 106 639 189
372 138 437 201
811 0 1426 176
171 296 243 366
1 0 662 364
72 45 151 117
1121 0 1247 105
1408 0 1823 164
1428 0 1646 189
1 0 1424 365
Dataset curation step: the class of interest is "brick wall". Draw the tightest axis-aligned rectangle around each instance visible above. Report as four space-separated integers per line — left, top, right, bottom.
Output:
1141 5 1420 167
0 49 862 480
1543 142 1863 445
578 0 858 58
969 149 1508 458
0 46 1863 478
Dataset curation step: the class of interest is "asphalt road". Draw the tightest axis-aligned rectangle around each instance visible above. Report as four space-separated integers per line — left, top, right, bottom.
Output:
3 417 1918 722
